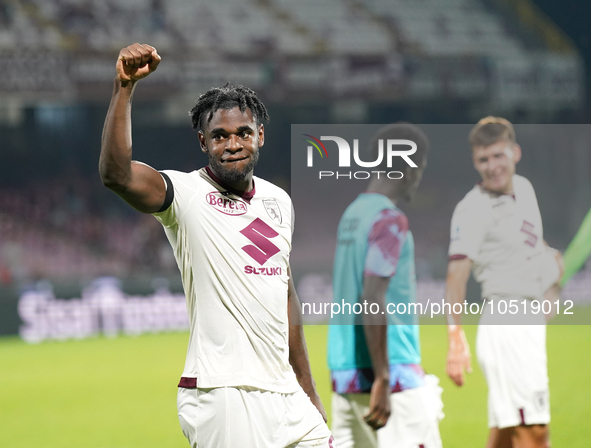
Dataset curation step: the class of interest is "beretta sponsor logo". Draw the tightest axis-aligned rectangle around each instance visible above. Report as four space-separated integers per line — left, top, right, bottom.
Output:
206 191 248 215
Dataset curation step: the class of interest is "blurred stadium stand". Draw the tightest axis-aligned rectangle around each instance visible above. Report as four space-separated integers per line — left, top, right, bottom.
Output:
1 0 590 332
0 0 584 107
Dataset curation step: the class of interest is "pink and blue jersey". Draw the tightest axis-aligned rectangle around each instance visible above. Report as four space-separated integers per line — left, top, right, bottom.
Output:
328 193 423 394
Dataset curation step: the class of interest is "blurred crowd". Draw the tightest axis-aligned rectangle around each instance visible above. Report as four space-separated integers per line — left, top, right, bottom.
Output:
0 0 524 58
0 173 455 286
0 0 585 289
0 176 176 286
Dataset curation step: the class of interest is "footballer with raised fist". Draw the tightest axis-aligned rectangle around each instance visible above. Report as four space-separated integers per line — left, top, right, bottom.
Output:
99 43 334 448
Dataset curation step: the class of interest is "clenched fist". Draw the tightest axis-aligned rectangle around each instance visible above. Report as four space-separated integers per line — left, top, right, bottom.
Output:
116 43 161 85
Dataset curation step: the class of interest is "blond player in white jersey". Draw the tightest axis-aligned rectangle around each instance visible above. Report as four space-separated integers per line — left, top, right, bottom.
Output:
445 117 562 448
99 43 334 448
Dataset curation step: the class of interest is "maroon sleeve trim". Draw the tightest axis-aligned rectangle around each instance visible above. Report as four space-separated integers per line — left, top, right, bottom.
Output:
448 254 468 261
157 172 174 213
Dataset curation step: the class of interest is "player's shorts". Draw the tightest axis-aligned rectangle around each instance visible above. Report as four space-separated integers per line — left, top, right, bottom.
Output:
331 374 444 448
477 295 550 429
177 384 334 448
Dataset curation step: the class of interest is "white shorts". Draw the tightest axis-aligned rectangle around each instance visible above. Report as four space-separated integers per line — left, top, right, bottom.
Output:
177 385 334 448
477 299 550 429
331 374 444 448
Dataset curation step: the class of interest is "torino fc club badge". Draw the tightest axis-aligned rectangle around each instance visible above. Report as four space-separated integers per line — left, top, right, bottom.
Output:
263 199 282 224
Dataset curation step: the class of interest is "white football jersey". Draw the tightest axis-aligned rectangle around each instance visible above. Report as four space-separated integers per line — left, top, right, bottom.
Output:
153 168 299 393
449 175 558 299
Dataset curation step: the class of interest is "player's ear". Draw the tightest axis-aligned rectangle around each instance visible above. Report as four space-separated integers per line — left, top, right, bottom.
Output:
512 143 522 164
198 131 208 153
258 123 265 148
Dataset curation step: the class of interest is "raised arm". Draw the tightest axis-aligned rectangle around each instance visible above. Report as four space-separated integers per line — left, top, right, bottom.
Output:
445 257 473 386
99 43 167 214
287 267 327 422
361 275 391 430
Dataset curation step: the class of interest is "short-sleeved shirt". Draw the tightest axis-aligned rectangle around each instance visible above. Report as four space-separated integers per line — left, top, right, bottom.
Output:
327 193 423 393
153 167 299 393
448 174 557 299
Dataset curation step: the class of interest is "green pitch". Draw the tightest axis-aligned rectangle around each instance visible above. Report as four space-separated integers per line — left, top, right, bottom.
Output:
1 321 590 448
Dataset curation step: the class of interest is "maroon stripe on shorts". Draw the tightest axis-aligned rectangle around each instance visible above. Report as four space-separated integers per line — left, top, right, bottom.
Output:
519 408 526 425
178 377 197 388
448 254 468 261
419 445 425 448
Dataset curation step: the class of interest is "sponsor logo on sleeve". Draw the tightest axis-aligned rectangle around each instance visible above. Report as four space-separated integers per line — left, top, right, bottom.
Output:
451 225 460 242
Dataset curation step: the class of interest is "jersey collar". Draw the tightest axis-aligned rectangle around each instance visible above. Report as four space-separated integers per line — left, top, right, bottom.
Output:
477 181 516 200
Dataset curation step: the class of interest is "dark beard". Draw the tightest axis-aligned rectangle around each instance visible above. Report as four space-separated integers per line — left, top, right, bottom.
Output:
207 149 260 184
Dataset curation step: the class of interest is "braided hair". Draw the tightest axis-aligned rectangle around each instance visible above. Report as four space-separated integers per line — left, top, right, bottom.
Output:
189 83 270 132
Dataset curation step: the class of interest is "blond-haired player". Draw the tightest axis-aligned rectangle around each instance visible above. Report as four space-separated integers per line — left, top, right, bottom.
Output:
445 117 562 448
